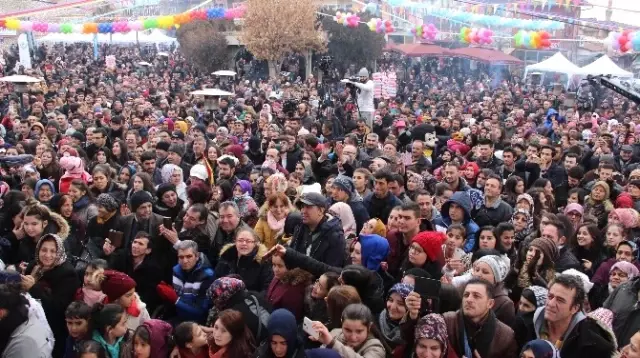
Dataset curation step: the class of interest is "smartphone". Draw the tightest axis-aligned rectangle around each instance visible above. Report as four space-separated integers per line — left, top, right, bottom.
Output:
262 247 278 263
414 276 442 298
108 230 124 248
303 317 319 339
163 217 173 230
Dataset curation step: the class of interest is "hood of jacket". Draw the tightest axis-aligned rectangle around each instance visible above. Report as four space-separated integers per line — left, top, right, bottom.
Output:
47 211 70 240
140 319 173 358
279 267 313 286
267 309 300 358
359 234 390 271
220 242 269 264
441 191 472 223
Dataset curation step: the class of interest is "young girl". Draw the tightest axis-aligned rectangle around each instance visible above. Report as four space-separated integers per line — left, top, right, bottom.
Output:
77 340 108 358
174 321 210 358
232 180 259 227
310 303 389 358
266 255 313 320
91 303 131 358
209 309 256 358
442 224 470 277
75 259 108 306
131 319 173 358
101 270 150 331
305 272 340 323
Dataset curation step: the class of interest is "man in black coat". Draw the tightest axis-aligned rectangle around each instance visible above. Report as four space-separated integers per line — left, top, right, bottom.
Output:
289 192 346 268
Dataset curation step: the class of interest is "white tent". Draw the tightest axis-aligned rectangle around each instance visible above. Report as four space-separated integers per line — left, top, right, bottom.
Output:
39 33 96 43
141 29 177 44
578 55 634 78
525 52 581 77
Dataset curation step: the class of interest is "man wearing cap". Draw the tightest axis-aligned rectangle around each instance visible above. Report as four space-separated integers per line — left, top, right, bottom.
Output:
617 144 639 173
171 130 185 145
289 192 346 268
343 68 375 127
167 143 192 181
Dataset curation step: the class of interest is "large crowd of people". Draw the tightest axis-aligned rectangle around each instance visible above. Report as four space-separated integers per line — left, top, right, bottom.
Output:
0 41 638 358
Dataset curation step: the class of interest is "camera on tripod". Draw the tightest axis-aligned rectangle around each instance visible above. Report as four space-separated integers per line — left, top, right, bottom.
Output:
319 56 333 72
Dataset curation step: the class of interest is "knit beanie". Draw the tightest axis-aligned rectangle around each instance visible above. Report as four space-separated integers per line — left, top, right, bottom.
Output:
96 193 119 212
156 141 171 152
101 270 136 302
588 308 614 332
167 143 185 157
226 144 244 159
592 181 611 199
475 255 509 283
561 269 594 293
610 208 639 229
522 285 548 308
530 237 559 262
129 190 154 212
156 183 177 200
615 192 634 209
332 175 356 197
412 231 447 262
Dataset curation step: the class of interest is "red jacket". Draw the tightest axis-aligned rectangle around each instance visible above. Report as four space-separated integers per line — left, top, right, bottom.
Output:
266 268 313 321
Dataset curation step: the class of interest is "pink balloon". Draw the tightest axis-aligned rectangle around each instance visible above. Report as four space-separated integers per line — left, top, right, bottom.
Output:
128 21 143 31
20 21 33 31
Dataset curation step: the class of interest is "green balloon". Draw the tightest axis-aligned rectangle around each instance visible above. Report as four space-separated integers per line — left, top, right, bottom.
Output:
61 23 72 34
144 18 158 29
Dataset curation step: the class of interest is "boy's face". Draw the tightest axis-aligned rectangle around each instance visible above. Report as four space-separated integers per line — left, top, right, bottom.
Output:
66 318 89 339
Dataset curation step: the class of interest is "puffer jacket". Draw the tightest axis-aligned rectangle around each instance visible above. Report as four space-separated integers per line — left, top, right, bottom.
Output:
215 243 274 293
173 253 215 324
433 191 480 253
289 214 346 268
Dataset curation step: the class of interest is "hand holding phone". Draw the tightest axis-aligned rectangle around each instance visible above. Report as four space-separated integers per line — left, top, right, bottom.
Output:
303 317 319 340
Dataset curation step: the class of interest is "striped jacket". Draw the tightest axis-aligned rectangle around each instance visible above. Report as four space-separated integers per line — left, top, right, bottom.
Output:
172 253 215 324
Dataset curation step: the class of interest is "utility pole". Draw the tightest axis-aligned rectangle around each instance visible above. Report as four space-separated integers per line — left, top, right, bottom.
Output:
605 0 613 22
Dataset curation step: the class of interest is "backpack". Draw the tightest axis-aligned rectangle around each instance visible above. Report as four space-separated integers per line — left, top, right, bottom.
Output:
244 294 271 340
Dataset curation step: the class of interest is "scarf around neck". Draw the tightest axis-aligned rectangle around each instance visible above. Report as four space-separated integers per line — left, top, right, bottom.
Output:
457 310 496 358
267 211 286 234
378 310 403 347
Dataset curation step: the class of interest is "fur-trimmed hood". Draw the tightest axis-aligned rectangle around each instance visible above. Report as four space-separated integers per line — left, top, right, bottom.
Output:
279 268 313 286
220 242 270 263
47 211 70 240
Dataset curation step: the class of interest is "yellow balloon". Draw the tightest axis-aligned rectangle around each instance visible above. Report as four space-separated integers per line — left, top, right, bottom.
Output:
175 24 180 29
6 18 20 30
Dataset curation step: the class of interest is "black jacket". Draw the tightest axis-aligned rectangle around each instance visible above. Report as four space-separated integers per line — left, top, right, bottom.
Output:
215 243 274 293
285 146 303 174
289 215 346 268
108 251 165 313
26 260 80 357
363 192 403 223
472 198 514 228
555 246 582 272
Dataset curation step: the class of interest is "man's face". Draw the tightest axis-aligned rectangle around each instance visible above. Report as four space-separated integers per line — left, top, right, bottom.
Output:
484 178 501 198
331 187 350 202
219 206 240 232
544 283 579 324
526 146 539 158
387 180 402 197
564 156 577 170
503 152 514 166
540 149 553 164
135 202 152 220
568 176 580 188
266 149 279 162
183 208 205 230
599 168 613 182
168 151 182 164
365 135 377 149
131 237 150 258
178 248 198 271
541 225 562 245
126 134 137 148
374 178 389 198
462 283 493 321
412 142 424 157
399 209 420 233
622 150 633 161
218 163 234 179
448 203 465 222
478 144 492 160
142 159 155 174
443 166 458 184
301 204 324 226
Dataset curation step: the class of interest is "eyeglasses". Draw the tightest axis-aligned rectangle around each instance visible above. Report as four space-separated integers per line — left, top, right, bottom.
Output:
236 239 256 245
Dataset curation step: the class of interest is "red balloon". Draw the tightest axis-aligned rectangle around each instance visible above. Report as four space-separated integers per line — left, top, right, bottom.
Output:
541 39 551 48
539 31 550 40
622 41 632 52
619 35 628 46
623 29 633 37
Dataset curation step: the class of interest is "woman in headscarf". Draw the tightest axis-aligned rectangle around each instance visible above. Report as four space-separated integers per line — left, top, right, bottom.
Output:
471 255 515 327
160 163 187 203
564 203 585 231
406 172 425 201
14 203 70 265
397 313 458 358
23 233 81 357
378 283 413 350
510 209 533 247
520 339 560 358
35 178 56 206
256 309 307 358
153 183 185 222
329 202 358 259
584 181 614 229
609 261 639 294
233 180 259 227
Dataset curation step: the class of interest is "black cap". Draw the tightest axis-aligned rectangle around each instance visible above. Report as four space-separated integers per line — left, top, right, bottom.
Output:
155 141 171 152
298 192 327 208
71 132 85 142
171 131 185 140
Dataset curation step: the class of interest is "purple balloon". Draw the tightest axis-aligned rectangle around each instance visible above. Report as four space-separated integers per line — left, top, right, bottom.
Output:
48 23 61 33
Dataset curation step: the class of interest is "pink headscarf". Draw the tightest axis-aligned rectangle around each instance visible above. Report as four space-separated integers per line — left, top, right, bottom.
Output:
609 208 639 229
329 202 357 238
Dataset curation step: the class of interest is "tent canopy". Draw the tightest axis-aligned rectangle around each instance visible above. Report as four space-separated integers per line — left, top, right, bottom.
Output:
392 43 449 57
448 47 522 65
140 29 177 44
525 52 581 75
578 55 633 78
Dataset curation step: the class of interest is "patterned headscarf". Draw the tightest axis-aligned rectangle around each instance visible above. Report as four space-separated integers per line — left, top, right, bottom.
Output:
510 208 533 243
415 314 449 355
517 193 535 215
407 172 425 191
35 234 67 269
207 277 246 310
161 164 183 185
332 175 362 202
388 283 413 301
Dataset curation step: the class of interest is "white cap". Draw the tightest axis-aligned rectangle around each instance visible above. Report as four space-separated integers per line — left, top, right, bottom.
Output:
189 164 209 181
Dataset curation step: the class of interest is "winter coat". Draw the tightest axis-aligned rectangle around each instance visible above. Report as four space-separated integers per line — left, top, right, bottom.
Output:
593 258 640 286
215 243 274 293
532 307 617 358
89 181 127 205
363 191 403 223
173 253 215 324
493 284 516 328
25 260 80 358
108 251 164 313
17 211 70 265
471 198 514 229
289 215 347 268
72 196 98 226
326 328 386 358
433 191 480 253
555 246 582 272
2 316 53 358
254 202 295 249
153 197 185 222
209 221 251 268
443 310 517 358
604 276 640 347
85 211 121 260
266 268 313 321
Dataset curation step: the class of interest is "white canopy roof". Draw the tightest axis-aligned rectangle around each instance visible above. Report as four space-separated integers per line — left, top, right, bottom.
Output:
140 29 177 44
578 55 634 78
191 89 234 96
0 75 42 83
525 52 581 75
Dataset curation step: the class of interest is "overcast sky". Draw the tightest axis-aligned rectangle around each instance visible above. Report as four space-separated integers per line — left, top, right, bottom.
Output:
581 0 640 26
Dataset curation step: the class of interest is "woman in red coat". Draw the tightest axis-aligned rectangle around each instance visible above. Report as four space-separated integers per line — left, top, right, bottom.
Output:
266 255 313 321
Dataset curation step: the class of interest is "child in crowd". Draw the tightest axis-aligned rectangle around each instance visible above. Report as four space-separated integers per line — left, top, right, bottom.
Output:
174 321 211 358
442 224 470 277
75 259 109 306
64 301 93 358
130 319 173 358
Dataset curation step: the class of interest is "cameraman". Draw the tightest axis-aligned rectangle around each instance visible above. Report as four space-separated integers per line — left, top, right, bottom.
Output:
342 68 375 127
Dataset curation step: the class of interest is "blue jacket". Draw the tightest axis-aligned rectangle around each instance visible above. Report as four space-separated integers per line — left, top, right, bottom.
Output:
433 191 480 253
173 253 215 324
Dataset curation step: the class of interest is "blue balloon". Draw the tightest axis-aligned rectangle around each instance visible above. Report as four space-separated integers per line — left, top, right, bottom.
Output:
207 8 224 19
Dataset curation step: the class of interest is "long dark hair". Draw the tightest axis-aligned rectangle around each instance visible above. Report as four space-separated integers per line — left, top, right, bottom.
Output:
503 176 524 206
211 309 255 358
91 303 125 337
570 223 603 251
111 139 130 166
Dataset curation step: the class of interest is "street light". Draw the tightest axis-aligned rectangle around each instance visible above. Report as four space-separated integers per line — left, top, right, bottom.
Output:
191 88 234 123
0 75 42 112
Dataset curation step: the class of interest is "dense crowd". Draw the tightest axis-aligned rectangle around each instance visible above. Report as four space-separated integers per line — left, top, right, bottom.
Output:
0 41 638 358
